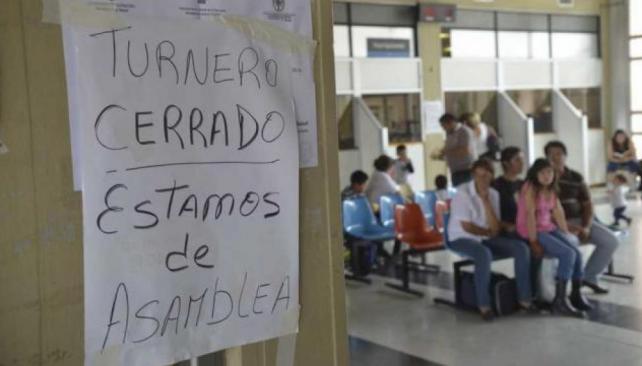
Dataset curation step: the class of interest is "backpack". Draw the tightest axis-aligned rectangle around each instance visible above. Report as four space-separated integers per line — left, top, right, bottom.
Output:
458 271 519 316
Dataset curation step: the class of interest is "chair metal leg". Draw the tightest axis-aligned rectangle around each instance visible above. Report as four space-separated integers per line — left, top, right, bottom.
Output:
386 252 424 297
603 261 635 283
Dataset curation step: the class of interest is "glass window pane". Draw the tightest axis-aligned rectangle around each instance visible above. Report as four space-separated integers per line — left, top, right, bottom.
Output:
631 38 642 58
450 29 496 58
333 25 350 57
632 60 642 111
561 88 601 128
632 135 642 159
531 32 550 59
363 94 421 143
351 26 414 58
631 114 642 133
551 32 598 59
498 31 528 58
631 0 642 36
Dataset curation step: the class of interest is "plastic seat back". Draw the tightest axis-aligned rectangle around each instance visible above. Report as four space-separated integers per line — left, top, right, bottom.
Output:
380 193 404 229
414 190 437 226
342 196 379 236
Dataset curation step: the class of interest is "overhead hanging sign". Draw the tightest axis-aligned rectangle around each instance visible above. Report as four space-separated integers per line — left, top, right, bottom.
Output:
61 5 303 365
419 4 456 23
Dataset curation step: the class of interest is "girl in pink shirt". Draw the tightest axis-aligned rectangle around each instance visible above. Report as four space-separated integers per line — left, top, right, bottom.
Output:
516 158 591 317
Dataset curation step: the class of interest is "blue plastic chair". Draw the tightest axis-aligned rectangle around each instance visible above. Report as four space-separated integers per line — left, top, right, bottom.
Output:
342 196 396 242
414 190 437 226
379 193 405 229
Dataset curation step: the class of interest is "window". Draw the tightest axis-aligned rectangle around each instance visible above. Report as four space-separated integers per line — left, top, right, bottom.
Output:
631 0 642 37
350 26 414 58
363 94 421 143
631 60 642 112
551 32 599 59
449 30 496 58
442 11 598 60
560 88 602 129
333 25 350 58
444 91 498 131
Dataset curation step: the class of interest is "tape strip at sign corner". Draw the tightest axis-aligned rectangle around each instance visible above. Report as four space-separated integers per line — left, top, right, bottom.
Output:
202 14 317 57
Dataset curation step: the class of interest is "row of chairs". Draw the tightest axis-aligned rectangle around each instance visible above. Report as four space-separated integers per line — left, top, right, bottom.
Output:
342 190 452 296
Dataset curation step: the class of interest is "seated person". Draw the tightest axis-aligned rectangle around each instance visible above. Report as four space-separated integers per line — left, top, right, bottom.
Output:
342 170 368 201
365 155 399 212
546 140 619 294
434 174 449 202
607 130 639 180
516 159 592 318
448 158 534 321
492 147 525 234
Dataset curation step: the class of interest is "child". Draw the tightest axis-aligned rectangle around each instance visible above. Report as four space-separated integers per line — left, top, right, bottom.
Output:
610 173 632 227
516 158 591 317
341 170 368 201
393 144 414 200
434 174 449 202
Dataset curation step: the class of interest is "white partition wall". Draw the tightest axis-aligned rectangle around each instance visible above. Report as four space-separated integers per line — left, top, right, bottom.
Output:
338 97 388 189
440 58 602 92
359 58 422 94
554 59 602 88
441 59 497 91
497 92 535 164
335 58 422 95
500 60 553 90
552 90 589 179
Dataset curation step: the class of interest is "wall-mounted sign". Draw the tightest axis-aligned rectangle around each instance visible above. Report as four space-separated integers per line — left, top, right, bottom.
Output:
367 38 411 58
419 4 456 23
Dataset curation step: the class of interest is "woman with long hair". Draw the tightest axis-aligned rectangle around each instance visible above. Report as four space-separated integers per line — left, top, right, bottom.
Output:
516 158 592 317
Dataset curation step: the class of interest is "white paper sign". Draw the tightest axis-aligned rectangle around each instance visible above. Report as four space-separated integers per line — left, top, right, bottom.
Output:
65 14 300 366
63 1 318 191
422 100 444 134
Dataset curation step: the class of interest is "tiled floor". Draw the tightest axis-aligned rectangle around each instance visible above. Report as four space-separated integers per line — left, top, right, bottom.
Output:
347 195 642 366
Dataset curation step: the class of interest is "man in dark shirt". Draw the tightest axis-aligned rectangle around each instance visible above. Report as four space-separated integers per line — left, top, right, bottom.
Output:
341 170 368 201
546 141 619 294
492 147 525 230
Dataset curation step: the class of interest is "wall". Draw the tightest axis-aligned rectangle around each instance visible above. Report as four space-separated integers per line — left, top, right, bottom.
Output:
0 0 349 365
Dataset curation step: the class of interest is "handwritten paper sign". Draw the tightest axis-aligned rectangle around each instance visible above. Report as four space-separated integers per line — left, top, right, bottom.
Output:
64 13 300 365
61 0 317 191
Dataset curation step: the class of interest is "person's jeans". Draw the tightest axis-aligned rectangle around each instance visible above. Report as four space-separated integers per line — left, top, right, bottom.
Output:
607 160 639 174
567 219 620 284
613 206 630 225
451 169 472 187
448 237 531 308
537 230 583 281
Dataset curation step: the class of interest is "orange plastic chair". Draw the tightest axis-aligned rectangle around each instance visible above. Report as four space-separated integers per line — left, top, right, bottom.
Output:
385 203 444 297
